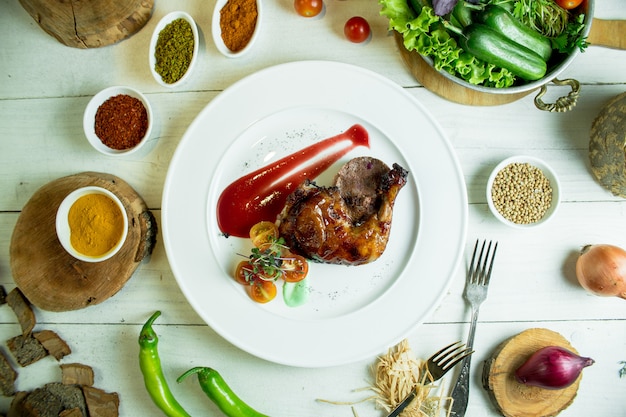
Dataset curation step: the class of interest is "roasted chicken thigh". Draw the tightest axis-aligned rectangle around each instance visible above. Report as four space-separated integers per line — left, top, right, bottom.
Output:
277 157 408 265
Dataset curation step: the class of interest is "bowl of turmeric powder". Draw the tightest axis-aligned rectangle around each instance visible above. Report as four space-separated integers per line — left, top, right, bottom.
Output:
212 0 261 58
56 186 129 262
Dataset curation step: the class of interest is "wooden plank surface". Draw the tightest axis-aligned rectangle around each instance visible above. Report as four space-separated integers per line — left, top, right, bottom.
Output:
1 0 626 416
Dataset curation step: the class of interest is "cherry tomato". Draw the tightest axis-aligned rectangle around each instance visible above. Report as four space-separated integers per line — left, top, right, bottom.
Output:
249 279 277 303
294 0 323 17
281 254 309 283
344 16 371 43
234 260 254 285
555 0 582 9
249 221 279 249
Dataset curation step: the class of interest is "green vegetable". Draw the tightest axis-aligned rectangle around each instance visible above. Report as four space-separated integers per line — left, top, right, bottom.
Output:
178 367 270 417
551 13 589 54
479 5 552 61
379 0 516 88
139 311 192 417
451 1 474 28
457 24 547 80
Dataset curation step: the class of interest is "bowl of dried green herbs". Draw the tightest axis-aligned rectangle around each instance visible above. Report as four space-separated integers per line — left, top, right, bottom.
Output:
149 11 199 88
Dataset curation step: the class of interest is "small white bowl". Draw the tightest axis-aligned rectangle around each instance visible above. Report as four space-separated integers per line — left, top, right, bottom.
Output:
149 11 199 88
56 186 129 263
486 156 561 229
212 0 262 58
83 86 153 156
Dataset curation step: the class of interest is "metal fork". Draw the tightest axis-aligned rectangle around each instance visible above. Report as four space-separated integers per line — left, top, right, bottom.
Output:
387 341 474 417
450 239 498 416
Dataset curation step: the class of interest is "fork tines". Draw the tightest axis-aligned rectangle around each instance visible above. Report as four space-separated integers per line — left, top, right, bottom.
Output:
469 239 498 285
431 341 473 372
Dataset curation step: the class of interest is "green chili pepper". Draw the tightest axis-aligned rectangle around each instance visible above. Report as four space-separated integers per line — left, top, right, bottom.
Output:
178 367 270 417
139 311 192 417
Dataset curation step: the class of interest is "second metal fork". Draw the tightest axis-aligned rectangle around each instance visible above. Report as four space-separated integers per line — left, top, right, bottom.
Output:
387 341 473 417
450 239 498 416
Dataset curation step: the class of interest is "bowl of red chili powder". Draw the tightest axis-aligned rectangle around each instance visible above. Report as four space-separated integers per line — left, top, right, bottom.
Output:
84 86 153 156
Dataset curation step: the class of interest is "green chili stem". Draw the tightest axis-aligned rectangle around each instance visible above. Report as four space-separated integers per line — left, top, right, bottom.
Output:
178 367 271 417
139 311 192 417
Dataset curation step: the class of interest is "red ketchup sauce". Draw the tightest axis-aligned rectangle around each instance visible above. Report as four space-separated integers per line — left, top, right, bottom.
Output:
217 124 370 237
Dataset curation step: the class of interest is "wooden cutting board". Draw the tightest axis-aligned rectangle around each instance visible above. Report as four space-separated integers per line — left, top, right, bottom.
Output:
10 172 158 311
19 0 154 48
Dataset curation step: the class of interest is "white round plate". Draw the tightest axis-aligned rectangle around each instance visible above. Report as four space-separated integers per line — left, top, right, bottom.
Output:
162 61 467 368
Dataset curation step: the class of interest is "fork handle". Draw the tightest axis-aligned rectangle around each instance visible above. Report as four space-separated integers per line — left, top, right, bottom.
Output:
449 354 472 416
450 307 479 416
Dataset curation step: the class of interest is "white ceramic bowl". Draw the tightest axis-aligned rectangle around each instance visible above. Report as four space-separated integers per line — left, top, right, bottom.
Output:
56 186 129 262
149 11 199 87
486 156 561 229
212 0 262 58
83 86 153 156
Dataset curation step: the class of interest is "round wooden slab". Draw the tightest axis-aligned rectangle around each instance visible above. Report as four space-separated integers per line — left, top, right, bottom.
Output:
482 328 582 417
10 172 157 311
19 0 154 48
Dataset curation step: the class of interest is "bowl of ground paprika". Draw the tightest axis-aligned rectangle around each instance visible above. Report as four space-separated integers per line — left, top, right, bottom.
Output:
56 186 129 262
84 86 153 156
212 0 261 58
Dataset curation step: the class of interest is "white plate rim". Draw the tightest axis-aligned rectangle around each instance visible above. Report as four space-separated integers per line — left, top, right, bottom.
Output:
162 61 468 367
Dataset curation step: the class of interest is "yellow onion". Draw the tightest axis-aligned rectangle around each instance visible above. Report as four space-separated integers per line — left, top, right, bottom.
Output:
575 244 626 299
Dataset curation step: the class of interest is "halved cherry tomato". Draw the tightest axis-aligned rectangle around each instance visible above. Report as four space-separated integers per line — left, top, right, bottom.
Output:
249 221 279 249
234 260 255 285
249 279 277 303
555 0 582 9
294 0 323 17
281 254 309 283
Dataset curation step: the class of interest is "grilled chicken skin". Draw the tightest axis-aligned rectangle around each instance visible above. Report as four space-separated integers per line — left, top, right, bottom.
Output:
277 157 408 265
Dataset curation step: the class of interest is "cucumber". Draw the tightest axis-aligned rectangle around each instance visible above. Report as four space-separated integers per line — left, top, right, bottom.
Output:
458 24 547 81
479 5 552 62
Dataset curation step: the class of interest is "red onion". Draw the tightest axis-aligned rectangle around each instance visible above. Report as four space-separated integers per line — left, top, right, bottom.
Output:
515 346 594 390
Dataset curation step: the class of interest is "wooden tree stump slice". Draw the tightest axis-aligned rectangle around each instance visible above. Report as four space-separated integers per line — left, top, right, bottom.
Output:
19 0 154 48
482 328 582 417
10 172 158 311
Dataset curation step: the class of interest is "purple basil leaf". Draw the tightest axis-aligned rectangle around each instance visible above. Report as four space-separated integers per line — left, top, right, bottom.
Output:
432 0 459 16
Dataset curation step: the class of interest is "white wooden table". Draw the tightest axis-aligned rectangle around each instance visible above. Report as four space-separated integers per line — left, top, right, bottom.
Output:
1 1 626 416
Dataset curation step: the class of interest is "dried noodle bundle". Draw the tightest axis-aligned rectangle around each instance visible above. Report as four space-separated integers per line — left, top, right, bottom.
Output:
371 340 450 417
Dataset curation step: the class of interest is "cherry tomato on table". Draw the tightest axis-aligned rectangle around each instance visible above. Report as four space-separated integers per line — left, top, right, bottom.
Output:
294 0 323 17
554 0 583 9
344 16 371 43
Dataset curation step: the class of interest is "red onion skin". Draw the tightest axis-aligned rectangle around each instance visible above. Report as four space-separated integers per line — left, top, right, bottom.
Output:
576 244 626 299
515 346 594 390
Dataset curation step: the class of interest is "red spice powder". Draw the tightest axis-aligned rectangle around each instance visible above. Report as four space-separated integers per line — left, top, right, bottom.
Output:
94 94 149 150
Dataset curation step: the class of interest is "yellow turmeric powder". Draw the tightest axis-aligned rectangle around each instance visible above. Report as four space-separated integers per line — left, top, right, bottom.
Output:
68 193 125 257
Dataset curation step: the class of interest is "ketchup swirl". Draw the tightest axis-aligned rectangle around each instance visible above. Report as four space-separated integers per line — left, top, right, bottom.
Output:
217 124 370 237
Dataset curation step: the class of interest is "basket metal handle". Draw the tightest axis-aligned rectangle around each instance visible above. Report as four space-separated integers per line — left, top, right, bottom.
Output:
534 78 581 112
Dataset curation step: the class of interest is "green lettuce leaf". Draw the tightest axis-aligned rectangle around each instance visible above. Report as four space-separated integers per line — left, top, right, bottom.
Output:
379 0 516 88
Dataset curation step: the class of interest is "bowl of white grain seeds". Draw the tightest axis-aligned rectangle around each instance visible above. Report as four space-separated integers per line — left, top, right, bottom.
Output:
487 156 560 229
